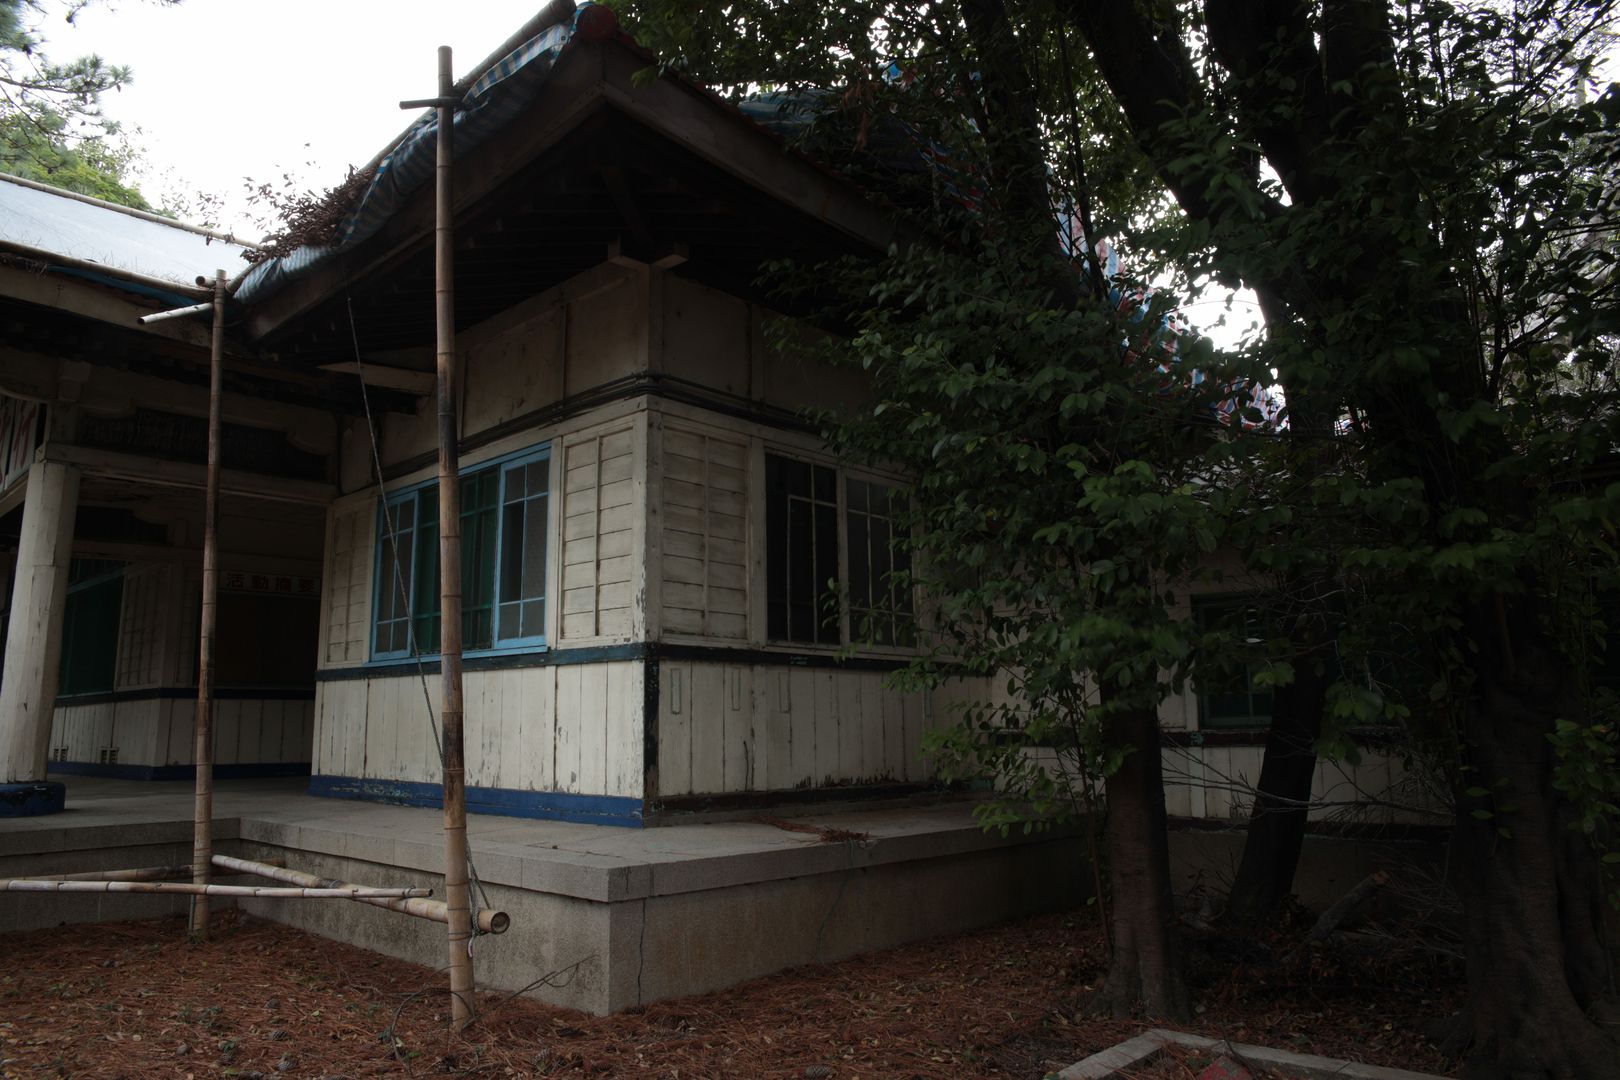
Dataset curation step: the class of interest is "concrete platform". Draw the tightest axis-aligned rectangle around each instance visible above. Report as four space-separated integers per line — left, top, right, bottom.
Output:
0 775 1088 1013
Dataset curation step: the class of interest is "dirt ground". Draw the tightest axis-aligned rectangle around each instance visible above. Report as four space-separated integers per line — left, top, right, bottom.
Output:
0 907 1461 1079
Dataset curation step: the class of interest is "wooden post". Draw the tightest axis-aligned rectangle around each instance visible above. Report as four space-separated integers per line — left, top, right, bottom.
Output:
431 46 475 1028
0 460 79 786
189 268 226 942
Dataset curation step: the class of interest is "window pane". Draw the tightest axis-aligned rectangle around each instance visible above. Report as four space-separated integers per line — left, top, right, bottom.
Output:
813 500 839 643
787 497 814 640
499 501 524 611
523 498 548 602
496 458 549 643
848 512 871 611
521 599 545 638
780 456 810 497
1194 596 1274 728
59 565 122 696
766 457 789 639
812 463 836 502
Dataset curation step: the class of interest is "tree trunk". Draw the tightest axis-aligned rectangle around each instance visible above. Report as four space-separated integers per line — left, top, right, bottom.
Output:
1093 701 1191 1020
1449 620 1618 1079
1224 662 1328 924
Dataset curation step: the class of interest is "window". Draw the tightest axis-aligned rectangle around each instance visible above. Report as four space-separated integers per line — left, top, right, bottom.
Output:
766 455 840 644
765 453 914 648
846 477 915 647
1193 596 1273 728
372 446 550 660
59 559 124 696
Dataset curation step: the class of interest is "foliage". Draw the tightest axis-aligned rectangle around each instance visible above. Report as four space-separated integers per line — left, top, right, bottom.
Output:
627 0 1620 1049
0 0 170 207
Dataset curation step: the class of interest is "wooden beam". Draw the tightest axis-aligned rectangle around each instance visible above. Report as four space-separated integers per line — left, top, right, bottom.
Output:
43 443 335 505
316 361 435 395
0 264 219 352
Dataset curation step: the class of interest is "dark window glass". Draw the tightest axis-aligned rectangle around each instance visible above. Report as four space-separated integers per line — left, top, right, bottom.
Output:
1194 597 1274 729
59 561 123 696
846 478 914 647
765 453 840 644
496 457 549 643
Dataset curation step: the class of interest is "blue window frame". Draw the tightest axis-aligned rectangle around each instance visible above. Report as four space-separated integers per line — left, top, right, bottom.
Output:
372 444 551 661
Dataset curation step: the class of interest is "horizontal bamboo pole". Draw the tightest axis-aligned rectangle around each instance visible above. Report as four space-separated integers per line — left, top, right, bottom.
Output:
212 854 509 934
1 879 431 899
20 858 285 883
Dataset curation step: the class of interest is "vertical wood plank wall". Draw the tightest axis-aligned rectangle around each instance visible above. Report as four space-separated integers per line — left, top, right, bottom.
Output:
654 663 935 797
50 558 315 771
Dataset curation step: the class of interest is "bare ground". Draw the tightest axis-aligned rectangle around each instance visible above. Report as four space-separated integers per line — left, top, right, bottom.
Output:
0 907 1461 1079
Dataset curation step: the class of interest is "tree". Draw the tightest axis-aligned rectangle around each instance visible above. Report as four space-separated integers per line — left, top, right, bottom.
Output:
619 2 1620 1073
1061 5 1619 1076
0 0 170 207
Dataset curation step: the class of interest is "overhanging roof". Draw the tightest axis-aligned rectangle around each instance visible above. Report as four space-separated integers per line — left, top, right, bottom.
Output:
237 7 897 367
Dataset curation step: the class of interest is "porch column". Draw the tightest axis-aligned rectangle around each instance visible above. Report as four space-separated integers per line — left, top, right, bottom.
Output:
0 459 80 814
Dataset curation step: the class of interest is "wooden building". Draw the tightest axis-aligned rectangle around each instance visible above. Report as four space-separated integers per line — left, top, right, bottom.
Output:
0 2 1420 831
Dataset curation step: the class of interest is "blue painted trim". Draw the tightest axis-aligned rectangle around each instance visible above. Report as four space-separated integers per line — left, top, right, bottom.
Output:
308 774 645 827
0 780 66 817
49 761 312 781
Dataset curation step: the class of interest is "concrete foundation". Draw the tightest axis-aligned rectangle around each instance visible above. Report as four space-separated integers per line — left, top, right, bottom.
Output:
1 776 1088 1013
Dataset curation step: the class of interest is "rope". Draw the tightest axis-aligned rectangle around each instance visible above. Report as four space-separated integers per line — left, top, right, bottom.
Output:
345 296 496 925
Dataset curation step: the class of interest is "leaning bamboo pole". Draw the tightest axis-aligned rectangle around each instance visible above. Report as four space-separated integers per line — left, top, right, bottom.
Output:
1 880 431 899
211 854 509 934
189 267 227 942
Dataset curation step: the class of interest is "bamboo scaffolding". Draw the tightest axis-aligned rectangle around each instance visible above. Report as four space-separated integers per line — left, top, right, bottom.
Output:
211 855 509 934
190 267 227 942
1 879 431 899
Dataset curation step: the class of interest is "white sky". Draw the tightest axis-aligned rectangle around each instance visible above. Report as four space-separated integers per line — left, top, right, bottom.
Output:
46 0 549 238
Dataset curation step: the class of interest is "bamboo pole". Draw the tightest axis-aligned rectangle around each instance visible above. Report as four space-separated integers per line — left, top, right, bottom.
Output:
401 45 476 1026
20 857 286 883
212 854 509 934
189 268 226 943
2 880 432 898
432 45 476 1030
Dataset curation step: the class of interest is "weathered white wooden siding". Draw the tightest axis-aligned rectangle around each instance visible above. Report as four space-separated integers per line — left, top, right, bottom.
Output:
1160 744 1441 826
311 661 642 797
52 697 314 768
560 422 640 642
657 424 749 640
655 660 933 797
320 495 375 667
